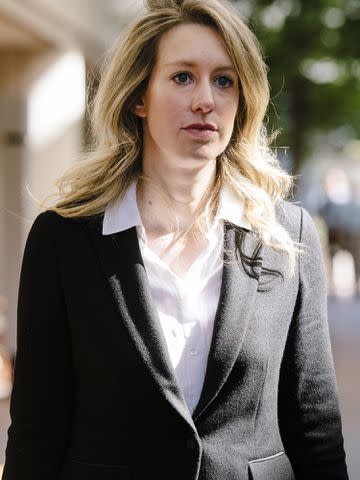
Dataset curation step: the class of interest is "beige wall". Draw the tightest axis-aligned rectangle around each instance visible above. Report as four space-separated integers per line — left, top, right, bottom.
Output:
24 50 85 219
0 50 84 353
0 88 27 354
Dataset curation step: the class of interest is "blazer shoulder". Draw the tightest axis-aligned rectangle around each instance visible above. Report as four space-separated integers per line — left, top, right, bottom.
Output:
23 211 104 270
275 199 320 246
31 210 102 233
274 199 304 241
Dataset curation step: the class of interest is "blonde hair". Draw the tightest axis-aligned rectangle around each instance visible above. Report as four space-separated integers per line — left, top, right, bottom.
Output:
43 0 303 277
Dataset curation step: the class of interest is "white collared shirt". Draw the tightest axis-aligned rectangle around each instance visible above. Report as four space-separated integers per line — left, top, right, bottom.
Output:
103 181 250 414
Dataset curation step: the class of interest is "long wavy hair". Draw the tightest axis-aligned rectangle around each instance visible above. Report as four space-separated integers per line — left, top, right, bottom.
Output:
43 0 304 278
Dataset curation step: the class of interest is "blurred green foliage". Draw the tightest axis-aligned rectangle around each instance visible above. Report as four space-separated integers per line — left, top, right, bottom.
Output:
232 0 360 173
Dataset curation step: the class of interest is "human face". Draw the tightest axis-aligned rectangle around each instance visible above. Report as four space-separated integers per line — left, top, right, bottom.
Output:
134 23 240 172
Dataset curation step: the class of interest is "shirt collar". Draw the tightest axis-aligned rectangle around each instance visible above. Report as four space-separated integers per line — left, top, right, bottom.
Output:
102 180 251 236
102 180 142 235
216 183 251 230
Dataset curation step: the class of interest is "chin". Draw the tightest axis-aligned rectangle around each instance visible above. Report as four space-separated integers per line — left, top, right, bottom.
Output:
185 146 220 160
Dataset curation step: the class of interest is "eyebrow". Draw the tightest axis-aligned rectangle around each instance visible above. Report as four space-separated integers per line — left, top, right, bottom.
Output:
164 61 236 72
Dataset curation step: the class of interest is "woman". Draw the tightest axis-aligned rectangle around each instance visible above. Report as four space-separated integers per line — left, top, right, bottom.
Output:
3 0 348 479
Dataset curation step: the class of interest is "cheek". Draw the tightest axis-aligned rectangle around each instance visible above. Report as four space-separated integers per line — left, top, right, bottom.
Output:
150 92 185 128
224 95 239 119
218 99 239 142
222 100 239 131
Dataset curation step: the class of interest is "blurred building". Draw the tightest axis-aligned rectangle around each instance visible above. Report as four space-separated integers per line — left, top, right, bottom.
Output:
0 0 142 355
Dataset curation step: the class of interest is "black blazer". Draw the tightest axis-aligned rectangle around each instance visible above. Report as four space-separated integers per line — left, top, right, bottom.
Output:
3 200 348 480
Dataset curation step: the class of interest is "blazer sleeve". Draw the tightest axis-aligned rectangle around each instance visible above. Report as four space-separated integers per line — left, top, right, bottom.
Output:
278 207 348 479
2 212 74 479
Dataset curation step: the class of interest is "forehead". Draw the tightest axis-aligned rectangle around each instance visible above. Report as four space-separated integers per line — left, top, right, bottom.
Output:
156 23 234 68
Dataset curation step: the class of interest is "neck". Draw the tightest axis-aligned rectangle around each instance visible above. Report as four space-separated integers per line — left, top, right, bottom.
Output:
137 158 217 237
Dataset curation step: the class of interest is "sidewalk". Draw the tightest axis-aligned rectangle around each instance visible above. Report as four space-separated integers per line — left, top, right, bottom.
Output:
328 296 360 479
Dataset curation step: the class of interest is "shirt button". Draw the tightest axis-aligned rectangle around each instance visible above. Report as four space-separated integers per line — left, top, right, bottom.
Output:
190 348 198 356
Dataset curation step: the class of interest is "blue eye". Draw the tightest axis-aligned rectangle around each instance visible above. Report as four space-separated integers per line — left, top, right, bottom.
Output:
215 75 234 88
173 72 192 84
172 72 234 88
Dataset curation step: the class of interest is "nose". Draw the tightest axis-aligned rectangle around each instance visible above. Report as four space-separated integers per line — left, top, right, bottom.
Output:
191 80 215 113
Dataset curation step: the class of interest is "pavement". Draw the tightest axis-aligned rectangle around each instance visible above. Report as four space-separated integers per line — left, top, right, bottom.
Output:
0 296 358 477
328 295 360 479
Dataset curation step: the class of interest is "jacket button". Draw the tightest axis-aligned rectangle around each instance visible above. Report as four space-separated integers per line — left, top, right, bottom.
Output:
187 438 196 450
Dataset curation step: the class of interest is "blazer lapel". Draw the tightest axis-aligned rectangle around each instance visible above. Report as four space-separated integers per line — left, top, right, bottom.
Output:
85 216 262 430
192 222 262 421
85 217 197 431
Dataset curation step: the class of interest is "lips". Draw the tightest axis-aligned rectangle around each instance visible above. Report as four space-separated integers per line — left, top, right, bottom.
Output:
184 123 217 131
183 126 217 139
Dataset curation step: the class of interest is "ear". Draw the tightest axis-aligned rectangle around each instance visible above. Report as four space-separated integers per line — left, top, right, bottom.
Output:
133 96 147 118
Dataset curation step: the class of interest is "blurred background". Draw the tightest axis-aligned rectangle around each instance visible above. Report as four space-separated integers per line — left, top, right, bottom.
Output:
0 0 359 477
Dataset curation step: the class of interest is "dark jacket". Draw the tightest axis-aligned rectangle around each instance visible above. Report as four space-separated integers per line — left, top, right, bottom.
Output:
2 200 348 480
